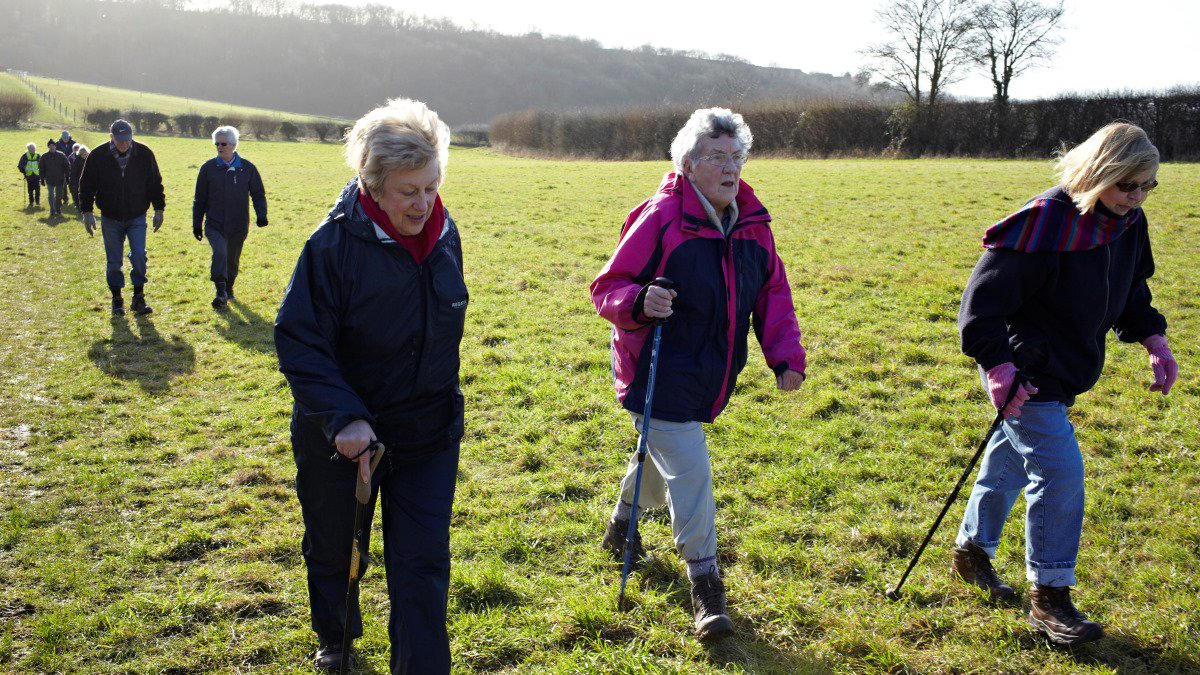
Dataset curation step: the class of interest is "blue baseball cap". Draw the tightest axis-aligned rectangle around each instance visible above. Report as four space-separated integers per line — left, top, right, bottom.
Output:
110 119 133 141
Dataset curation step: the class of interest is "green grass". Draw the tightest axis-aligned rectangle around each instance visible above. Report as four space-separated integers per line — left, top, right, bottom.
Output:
22 74 342 126
0 73 65 126
1 130 1198 672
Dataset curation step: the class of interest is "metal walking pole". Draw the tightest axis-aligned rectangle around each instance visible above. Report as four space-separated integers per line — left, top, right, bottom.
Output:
339 441 385 674
885 379 1024 601
618 278 674 612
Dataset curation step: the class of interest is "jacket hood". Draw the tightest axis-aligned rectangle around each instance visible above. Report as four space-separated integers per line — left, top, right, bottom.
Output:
655 172 770 229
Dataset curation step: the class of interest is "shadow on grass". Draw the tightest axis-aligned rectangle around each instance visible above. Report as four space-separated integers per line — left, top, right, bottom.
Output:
88 315 196 394
633 558 832 674
214 299 275 355
1043 630 1200 673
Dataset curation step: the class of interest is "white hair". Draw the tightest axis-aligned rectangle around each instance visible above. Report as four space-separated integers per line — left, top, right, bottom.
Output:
344 97 450 196
72 143 81 152
211 125 240 146
77 144 90 156
26 142 36 151
669 107 753 173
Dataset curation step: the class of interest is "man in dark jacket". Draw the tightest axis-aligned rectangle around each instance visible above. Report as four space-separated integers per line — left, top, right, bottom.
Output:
193 126 267 308
17 142 40 207
40 140 70 216
55 131 75 155
79 119 166 316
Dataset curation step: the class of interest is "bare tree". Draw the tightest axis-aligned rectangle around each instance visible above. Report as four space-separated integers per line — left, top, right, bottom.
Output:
923 0 977 108
863 0 937 106
972 0 1065 109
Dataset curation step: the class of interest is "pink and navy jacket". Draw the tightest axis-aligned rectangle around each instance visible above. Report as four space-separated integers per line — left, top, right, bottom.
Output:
591 172 806 423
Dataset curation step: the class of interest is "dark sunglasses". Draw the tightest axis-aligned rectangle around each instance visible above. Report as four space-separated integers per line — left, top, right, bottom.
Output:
215 142 230 147
1114 178 1157 193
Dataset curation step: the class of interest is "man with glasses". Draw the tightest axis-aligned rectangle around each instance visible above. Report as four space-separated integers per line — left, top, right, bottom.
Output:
192 125 268 308
79 119 166 316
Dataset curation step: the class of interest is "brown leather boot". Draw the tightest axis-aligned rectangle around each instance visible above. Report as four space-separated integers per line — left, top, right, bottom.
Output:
690 570 734 639
1029 584 1105 645
951 542 1016 600
600 517 646 567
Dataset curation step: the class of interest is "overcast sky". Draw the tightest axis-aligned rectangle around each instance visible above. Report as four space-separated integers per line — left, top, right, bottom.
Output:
194 0 1200 99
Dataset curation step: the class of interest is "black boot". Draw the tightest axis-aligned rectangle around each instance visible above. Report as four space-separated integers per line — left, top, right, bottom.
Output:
131 288 152 315
1029 584 1105 645
111 295 125 317
313 641 351 671
951 542 1016 600
601 516 646 567
212 282 228 308
690 570 734 639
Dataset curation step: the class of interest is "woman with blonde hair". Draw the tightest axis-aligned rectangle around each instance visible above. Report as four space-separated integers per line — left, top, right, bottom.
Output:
952 122 1178 645
276 98 466 672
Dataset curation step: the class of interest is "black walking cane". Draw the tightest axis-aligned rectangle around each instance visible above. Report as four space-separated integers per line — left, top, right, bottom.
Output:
618 277 674 612
339 440 385 674
885 378 1025 601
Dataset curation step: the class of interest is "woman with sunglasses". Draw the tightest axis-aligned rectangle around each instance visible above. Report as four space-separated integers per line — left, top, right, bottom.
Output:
192 125 268 307
591 107 807 639
953 122 1178 645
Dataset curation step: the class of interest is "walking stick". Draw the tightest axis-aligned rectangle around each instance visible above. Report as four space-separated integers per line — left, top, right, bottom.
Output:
340 441 385 674
885 379 1024 601
618 277 674 612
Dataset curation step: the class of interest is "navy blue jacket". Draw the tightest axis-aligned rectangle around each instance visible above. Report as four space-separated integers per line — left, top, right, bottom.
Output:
192 155 267 238
959 187 1167 405
275 180 468 463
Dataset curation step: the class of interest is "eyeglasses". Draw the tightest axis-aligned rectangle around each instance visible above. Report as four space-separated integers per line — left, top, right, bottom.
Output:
697 152 747 168
215 142 230 147
1114 178 1157 194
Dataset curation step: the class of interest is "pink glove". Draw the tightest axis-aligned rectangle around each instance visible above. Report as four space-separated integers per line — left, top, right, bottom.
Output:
986 362 1039 419
1142 334 1178 395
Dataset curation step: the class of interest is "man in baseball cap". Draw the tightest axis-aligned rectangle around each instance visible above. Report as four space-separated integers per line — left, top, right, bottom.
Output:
78 119 166 316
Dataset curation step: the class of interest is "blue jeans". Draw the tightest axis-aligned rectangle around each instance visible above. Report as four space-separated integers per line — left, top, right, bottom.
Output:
205 226 245 288
46 183 63 211
100 215 148 290
956 401 1085 586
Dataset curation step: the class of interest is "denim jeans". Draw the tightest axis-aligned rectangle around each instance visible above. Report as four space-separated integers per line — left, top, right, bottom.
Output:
100 215 148 290
956 401 1085 586
46 183 62 211
205 226 245 288
618 413 717 563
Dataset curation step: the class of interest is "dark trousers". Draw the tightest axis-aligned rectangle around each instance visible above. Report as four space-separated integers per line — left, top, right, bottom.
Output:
25 176 39 204
205 226 245 289
295 432 458 675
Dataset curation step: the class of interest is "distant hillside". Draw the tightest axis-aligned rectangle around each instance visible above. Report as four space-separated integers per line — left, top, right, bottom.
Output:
1 0 892 127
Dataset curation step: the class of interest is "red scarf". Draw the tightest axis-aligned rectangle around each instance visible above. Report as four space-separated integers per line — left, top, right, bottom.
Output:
358 187 445 264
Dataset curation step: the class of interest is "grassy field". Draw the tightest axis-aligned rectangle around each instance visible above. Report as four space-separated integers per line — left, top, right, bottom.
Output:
0 73 64 126
0 129 1197 673
20 74 343 126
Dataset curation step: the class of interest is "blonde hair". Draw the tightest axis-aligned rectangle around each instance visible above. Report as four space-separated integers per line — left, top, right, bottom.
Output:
344 98 450 196
1056 122 1159 214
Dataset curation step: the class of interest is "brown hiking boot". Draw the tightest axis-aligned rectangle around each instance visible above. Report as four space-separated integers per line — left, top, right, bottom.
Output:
690 570 733 639
601 517 645 567
1029 584 1105 645
951 542 1016 600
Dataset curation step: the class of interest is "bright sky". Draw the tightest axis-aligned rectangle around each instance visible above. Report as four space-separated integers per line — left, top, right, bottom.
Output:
199 0 1200 99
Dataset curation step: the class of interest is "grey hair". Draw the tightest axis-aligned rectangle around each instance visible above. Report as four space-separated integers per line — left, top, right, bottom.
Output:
26 142 36 151
72 143 81 152
669 107 753 173
211 125 240 146
77 144 90 156
344 97 450 196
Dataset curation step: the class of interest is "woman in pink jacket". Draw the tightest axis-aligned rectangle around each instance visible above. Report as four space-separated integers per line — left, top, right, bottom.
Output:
591 107 807 639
